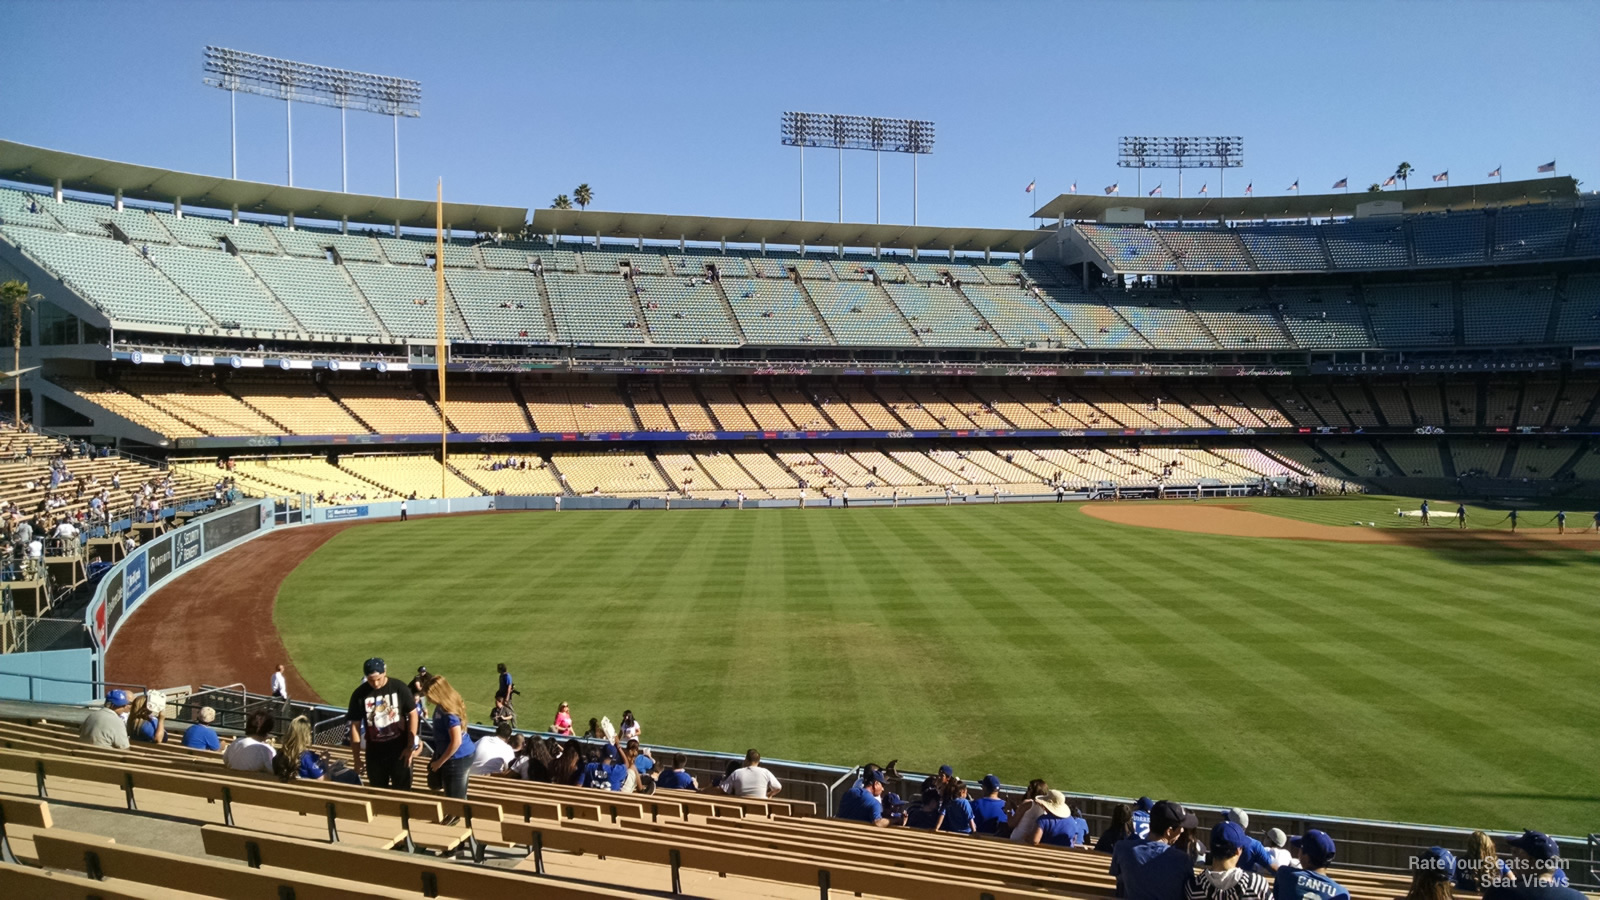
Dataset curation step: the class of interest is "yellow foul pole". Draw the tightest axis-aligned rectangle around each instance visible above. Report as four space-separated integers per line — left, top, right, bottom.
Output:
435 180 448 501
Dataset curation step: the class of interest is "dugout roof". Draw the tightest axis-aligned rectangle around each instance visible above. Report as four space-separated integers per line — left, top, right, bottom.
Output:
1031 177 1579 222
531 208 1051 254
0 139 528 232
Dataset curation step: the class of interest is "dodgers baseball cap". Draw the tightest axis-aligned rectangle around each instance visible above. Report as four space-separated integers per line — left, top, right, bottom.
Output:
980 774 1002 792
861 769 884 786
1508 830 1558 861
1419 847 1457 882
1136 796 1154 811
105 689 131 708
938 764 953 776
363 657 386 676
1211 821 1250 857
1149 800 1199 833
1291 829 1337 867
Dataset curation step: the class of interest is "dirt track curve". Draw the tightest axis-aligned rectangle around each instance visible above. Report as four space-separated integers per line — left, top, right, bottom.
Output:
1081 502 1600 547
105 523 358 703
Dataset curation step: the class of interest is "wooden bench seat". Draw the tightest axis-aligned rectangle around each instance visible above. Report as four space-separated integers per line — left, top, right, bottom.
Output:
202 825 650 899
499 817 1076 900
32 833 415 900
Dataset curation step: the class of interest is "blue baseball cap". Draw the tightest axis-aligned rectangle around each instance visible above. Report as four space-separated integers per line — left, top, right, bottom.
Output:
1508 830 1558 861
1136 796 1154 811
980 774 1001 792
861 770 884 786
1291 830 1337 867
1418 847 1457 882
105 689 131 708
1211 821 1250 858
363 657 386 676
938 764 953 776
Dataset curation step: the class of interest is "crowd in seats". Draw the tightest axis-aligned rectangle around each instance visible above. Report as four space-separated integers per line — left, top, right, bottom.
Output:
1 681 1580 900
463 455 565 496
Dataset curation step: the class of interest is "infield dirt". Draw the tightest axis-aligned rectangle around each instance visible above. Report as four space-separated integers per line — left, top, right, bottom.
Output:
1081 501 1600 546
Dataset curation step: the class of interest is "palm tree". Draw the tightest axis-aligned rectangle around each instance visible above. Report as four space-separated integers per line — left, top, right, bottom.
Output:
550 195 572 210
1395 162 1413 190
1367 183 1383 193
573 184 593 211
0 279 37 432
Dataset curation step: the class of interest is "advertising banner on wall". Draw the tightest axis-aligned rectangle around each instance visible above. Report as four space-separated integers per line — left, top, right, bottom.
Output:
146 535 173 586
172 525 202 571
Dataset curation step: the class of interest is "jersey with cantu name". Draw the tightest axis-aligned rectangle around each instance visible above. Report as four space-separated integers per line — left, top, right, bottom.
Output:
1274 867 1349 900
1132 808 1151 838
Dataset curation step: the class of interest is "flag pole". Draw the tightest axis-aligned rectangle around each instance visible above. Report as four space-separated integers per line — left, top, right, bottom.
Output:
435 178 448 502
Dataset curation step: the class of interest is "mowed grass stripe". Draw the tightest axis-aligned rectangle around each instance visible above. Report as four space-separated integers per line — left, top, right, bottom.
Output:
274 504 1600 833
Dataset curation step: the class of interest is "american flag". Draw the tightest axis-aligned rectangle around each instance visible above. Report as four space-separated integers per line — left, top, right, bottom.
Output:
1538 160 1556 173
1149 184 1162 197
1244 183 1253 195
1105 183 1118 195
1287 180 1299 191
1433 171 1448 182
1025 180 1035 193
1382 175 1397 187
1198 183 1208 195
1487 166 1501 178
1070 182 1077 194
1332 178 1348 189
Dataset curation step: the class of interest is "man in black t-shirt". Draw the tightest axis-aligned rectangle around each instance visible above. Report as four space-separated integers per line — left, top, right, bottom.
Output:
347 657 418 790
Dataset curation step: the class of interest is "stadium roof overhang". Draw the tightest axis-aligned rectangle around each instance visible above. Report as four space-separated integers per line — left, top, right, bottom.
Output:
1031 176 1579 222
0 139 528 232
530 208 1050 254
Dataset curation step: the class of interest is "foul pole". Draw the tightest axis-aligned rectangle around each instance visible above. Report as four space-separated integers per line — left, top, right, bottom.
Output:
435 180 448 500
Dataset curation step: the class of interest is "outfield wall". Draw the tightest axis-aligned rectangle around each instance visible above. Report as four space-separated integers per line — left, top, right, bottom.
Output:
0 500 279 702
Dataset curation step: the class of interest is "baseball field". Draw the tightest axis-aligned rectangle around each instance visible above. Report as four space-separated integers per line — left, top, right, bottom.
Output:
273 496 1600 834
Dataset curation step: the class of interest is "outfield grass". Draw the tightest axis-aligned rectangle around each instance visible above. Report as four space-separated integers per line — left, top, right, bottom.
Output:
276 502 1600 833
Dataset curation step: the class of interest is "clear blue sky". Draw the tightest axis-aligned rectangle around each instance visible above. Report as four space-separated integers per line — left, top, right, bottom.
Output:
3 0 1595 230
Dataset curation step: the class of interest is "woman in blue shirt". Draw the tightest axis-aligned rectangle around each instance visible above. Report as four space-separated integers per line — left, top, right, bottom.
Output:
422 674 477 800
274 715 327 781
127 694 166 744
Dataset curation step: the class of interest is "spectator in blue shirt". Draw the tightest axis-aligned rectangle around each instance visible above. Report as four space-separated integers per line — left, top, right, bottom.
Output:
180 706 221 751
1132 796 1154 839
1111 800 1200 900
970 774 1009 835
421 674 477 801
127 694 166 744
935 779 976 834
1031 791 1090 847
838 769 890 826
1226 808 1280 874
1273 830 1349 900
655 753 698 791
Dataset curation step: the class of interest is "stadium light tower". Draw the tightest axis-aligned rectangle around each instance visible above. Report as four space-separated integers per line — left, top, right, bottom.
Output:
1117 136 1243 198
203 46 422 196
782 112 935 224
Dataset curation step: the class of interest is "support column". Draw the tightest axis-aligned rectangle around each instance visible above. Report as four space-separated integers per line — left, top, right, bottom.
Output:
286 212 295 230
113 190 123 212
174 197 183 218
52 179 62 202
231 205 239 226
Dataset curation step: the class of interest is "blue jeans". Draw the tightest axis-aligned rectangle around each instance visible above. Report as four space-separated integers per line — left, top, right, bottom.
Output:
433 754 471 799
